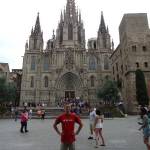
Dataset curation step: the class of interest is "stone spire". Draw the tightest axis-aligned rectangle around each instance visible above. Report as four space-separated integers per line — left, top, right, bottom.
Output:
29 12 43 50
112 39 114 50
66 0 76 19
52 29 55 39
33 12 41 35
99 11 107 34
60 11 63 22
97 11 111 49
55 0 85 48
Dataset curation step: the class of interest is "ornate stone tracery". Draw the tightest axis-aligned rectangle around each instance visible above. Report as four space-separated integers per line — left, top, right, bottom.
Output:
65 49 74 70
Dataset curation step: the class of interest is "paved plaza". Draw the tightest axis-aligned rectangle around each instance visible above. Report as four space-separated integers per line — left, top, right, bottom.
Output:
0 116 146 150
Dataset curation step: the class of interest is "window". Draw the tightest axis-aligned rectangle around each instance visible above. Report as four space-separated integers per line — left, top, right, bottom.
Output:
116 63 118 71
68 23 73 40
142 46 147 52
121 65 123 74
113 66 114 74
60 26 63 43
44 76 48 87
51 42 54 49
89 56 96 70
34 39 37 49
31 56 36 70
132 45 136 52
90 76 95 87
136 62 139 68
104 56 109 70
30 76 34 88
94 41 96 49
43 56 49 71
117 74 119 82
78 26 81 43
144 62 148 68
105 75 109 80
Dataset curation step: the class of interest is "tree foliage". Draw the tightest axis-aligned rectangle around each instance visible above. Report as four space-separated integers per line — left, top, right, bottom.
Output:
136 69 149 106
0 77 16 104
97 79 120 103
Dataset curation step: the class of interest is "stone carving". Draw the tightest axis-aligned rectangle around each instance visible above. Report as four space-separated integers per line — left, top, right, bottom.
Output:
65 49 74 70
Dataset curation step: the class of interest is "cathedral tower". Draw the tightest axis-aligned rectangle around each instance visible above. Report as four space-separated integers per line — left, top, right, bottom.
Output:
28 13 43 51
97 12 111 50
55 0 85 48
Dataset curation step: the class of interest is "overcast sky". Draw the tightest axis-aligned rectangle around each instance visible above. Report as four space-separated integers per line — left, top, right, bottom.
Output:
0 0 150 70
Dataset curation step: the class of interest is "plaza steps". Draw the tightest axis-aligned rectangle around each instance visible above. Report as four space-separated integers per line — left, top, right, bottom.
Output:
18 107 89 119
0 107 125 119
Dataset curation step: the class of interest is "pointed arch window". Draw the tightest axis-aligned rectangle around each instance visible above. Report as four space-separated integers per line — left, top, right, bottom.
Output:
102 35 107 48
78 26 81 43
34 38 37 49
104 55 109 70
44 76 48 87
31 56 36 70
43 56 49 71
68 23 73 40
90 76 95 87
30 76 34 88
89 56 96 70
60 25 63 43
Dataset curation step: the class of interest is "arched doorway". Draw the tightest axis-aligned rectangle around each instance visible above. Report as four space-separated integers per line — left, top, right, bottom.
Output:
55 72 83 102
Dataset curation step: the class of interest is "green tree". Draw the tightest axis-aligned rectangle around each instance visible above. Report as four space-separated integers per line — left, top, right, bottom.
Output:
0 77 16 104
0 77 7 102
136 69 149 106
97 79 119 104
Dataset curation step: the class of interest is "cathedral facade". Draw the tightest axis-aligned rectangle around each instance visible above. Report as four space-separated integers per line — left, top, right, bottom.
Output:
20 0 113 106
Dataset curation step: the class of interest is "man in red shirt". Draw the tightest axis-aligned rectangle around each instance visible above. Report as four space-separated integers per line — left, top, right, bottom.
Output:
53 104 83 150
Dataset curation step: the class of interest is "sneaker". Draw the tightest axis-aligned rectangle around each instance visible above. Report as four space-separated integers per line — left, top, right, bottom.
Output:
25 130 29 132
88 136 93 140
100 144 106 146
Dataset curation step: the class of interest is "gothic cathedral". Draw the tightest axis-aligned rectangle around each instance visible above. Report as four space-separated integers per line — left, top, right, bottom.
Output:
20 0 113 106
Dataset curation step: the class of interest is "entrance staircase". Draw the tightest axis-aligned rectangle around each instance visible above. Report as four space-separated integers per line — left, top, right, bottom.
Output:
18 107 89 119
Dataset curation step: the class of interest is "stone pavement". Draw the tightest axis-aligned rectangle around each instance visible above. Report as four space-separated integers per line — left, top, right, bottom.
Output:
0 116 146 150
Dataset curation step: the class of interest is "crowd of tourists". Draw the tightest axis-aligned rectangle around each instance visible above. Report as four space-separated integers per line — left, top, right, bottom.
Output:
57 97 90 114
9 101 150 150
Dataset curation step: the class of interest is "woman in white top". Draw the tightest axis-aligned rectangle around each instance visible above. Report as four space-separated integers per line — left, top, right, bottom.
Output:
93 109 105 148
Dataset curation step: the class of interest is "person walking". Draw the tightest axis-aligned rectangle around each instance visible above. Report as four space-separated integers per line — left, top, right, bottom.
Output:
20 110 29 133
53 104 83 150
88 107 96 140
14 108 19 121
138 107 150 150
29 109 32 120
93 109 105 148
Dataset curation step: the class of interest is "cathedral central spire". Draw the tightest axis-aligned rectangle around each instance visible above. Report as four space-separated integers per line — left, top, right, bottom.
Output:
66 0 76 18
55 0 85 48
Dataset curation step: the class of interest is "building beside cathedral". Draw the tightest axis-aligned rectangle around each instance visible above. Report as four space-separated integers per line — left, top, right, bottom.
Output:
20 0 113 106
111 13 150 112
0 63 10 82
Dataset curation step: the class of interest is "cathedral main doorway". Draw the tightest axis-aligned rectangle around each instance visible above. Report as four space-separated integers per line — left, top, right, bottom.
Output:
55 72 84 103
65 91 75 99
